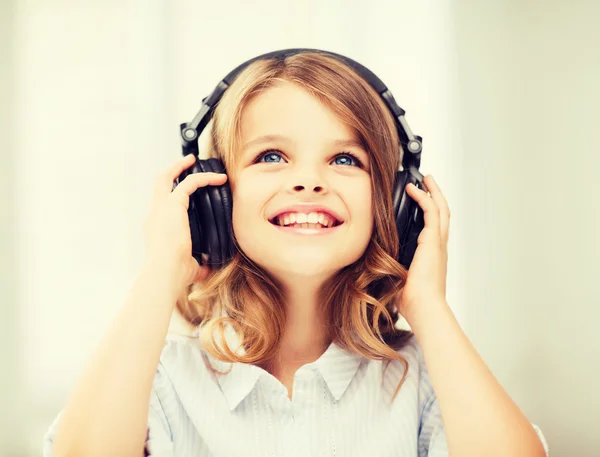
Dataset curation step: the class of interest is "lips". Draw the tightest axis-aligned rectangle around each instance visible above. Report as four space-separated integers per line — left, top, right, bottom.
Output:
267 204 345 226
270 222 344 236
270 213 340 228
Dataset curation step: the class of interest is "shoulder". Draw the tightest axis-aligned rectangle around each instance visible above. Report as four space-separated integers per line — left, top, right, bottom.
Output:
156 332 209 384
387 332 429 380
149 332 220 420
156 310 213 382
375 333 436 409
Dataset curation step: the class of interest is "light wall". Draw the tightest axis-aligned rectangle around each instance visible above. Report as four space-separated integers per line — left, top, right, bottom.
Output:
1 1 597 456
453 2 600 456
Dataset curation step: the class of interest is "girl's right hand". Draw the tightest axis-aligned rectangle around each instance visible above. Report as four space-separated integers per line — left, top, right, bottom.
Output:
143 154 228 291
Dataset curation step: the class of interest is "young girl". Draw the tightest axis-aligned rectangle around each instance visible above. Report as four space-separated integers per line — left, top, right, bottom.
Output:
43 51 549 457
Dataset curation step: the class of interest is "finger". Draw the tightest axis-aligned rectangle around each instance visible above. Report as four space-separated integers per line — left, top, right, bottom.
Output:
423 175 450 244
406 181 440 235
171 172 228 208
154 154 197 196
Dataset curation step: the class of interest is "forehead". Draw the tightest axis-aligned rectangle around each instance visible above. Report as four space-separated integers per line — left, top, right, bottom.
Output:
239 81 360 147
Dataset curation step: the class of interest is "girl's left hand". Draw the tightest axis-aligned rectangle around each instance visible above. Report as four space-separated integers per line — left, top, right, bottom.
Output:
398 175 451 323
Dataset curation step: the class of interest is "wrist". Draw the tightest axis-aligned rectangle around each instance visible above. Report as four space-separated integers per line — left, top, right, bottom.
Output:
139 261 186 302
403 299 450 335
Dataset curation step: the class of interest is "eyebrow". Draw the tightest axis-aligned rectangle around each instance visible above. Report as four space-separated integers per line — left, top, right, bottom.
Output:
242 134 365 152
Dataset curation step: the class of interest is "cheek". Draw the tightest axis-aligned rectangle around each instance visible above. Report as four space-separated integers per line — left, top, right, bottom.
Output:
356 185 375 239
231 195 257 255
361 200 375 236
231 192 253 231
231 178 269 236
349 180 373 219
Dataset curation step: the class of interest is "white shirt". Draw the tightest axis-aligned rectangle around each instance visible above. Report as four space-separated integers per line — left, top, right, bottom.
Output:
43 327 549 457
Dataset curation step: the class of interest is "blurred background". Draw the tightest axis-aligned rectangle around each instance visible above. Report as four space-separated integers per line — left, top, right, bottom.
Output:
1 0 598 456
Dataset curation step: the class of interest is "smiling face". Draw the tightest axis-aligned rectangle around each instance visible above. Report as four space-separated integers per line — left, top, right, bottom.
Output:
229 80 374 284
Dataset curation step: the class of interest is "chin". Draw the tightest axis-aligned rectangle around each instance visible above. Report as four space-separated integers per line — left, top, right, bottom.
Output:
262 252 353 279
277 261 339 277
234 225 369 277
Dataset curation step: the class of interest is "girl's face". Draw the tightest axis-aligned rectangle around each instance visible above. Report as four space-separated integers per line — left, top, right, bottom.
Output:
230 80 373 283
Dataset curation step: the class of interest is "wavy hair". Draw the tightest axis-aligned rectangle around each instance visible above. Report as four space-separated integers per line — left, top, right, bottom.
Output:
176 52 415 402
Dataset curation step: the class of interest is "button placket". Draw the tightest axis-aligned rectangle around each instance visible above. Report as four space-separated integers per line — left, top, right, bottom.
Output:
290 367 317 456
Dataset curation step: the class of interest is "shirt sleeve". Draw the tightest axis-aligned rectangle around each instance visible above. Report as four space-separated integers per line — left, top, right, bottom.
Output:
418 392 448 457
418 392 550 457
144 375 174 457
42 410 63 457
42 362 174 457
531 423 550 457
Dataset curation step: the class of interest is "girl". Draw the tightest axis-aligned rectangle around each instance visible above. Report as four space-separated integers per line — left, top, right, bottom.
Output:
44 51 548 457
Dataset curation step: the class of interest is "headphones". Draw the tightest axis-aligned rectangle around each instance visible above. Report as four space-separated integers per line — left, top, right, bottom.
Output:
175 48 425 270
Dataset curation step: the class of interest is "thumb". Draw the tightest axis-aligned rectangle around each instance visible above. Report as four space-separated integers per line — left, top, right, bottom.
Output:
193 262 211 283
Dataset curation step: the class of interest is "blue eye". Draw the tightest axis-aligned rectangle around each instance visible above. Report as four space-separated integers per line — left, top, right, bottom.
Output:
333 154 359 166
261 152 283 163
255 149 364 168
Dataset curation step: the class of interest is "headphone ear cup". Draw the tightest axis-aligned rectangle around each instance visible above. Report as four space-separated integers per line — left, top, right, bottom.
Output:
192 158 233 268
204 158 234 266
393 170 425 269
187 197 205 268
174 157 206 266
189 159 221 267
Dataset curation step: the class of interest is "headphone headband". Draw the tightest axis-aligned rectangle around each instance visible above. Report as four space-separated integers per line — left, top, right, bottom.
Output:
180 48 423 170
176 48 426 269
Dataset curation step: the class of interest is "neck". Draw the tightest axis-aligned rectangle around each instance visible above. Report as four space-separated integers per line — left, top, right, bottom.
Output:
268 279 332 375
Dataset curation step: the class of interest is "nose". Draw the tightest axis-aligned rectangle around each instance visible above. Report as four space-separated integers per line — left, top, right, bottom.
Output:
287 161 328 194
292 183 324 193
290 172 327 194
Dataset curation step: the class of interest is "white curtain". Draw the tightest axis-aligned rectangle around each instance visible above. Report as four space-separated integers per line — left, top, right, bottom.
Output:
2 1 598 456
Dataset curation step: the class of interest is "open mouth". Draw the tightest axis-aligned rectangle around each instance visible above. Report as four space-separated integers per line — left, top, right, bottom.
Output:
268 212 344 230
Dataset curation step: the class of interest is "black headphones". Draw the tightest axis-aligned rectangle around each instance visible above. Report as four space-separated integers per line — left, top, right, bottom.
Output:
175 48 426 270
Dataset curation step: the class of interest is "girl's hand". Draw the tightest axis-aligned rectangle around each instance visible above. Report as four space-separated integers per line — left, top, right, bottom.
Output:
143 154 228 292
398 175 451 323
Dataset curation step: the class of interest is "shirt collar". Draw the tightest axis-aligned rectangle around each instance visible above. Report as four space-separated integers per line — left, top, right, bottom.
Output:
202 324 365 411
308 340 365 401
200 322 261 411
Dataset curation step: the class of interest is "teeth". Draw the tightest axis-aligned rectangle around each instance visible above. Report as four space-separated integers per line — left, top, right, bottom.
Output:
307 212 319 223
296 213 307 224
290 223 325 229
274 211 337 228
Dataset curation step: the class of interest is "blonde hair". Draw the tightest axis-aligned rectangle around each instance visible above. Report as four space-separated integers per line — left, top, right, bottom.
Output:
176 52 415 402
